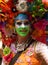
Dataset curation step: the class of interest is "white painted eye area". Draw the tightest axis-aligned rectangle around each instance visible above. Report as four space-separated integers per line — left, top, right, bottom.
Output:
24 21 29 25
16 22 22 25
16 21 29 26
15 20 30 28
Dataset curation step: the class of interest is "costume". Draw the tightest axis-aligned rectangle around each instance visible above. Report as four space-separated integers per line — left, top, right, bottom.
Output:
2 37 48 65
14 41 48 65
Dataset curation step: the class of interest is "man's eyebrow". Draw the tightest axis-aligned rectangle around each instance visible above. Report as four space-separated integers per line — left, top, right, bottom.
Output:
16 20 22 22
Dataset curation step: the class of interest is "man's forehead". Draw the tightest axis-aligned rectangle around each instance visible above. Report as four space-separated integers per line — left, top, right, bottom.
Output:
15 14 29 21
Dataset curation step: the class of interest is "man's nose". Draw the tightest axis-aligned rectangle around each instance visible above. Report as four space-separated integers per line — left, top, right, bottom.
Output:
21 24 25 28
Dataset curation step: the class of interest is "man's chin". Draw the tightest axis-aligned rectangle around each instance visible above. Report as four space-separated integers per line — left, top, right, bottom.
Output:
19 33 28 37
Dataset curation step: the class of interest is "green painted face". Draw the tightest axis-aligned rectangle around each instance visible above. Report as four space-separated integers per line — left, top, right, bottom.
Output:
15 26 30 37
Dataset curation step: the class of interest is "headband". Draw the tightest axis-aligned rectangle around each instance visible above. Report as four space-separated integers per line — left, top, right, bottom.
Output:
15 13 29 21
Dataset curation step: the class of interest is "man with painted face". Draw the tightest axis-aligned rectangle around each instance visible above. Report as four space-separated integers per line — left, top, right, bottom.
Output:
2 13 48 65
15 13 31 51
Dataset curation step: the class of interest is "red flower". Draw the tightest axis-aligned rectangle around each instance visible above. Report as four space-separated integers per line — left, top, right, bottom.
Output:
4 53 13 62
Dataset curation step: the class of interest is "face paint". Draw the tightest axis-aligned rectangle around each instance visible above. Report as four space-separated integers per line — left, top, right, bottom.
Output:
15 14 31 37
15 26 30 37
15 20 30 27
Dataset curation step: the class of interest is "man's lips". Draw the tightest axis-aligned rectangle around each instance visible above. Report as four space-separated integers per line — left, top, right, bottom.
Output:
20 30 27 32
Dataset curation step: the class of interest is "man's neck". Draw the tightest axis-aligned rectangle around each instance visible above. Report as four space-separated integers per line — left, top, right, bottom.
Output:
17 34 30 44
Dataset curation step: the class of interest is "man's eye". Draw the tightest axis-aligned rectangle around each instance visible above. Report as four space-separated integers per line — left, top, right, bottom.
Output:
24 22 29 25
16 22 22 25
